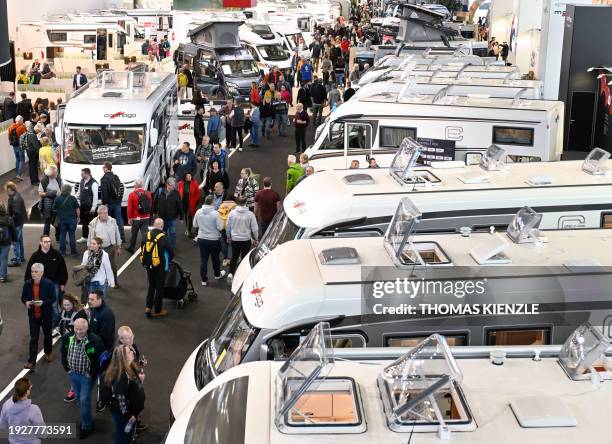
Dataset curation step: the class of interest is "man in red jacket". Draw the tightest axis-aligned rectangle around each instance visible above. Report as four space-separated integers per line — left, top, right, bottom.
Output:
126 178 152 254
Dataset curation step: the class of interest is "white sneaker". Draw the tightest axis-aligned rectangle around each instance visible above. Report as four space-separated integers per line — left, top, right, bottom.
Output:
226 273 233 284
214 270 227 280
76 237 87 244
201 281 207 286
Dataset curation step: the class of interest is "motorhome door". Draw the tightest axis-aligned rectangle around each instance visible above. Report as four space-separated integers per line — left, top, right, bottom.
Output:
195 50 222 98
343 122 373 168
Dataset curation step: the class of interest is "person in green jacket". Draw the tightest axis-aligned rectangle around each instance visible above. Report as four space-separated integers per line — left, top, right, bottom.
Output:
286 154 305 195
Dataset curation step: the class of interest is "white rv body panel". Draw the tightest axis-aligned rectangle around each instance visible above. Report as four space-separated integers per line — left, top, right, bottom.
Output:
239 30 292 72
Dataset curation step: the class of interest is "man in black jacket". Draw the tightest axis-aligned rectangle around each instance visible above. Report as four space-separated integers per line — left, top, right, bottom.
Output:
5 181 25 267
141 218 174 318
193 106 206 147
3 92 17 122
87 290 116 352
25 235 68 326
22 264 56 369
0 203 16 283
153 178 183 248
16 93 32 119
61 318 104 438
72 66 88 90
309 77 327 127
100 162 125 243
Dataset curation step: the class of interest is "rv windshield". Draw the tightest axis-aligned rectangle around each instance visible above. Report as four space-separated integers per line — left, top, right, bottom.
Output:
206 293 258 377
220 59 259 78
257 44 288 61
252 208 301 266
64 125 145 165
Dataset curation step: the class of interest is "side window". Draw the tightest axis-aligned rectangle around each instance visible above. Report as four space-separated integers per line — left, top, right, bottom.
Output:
246 45 260 61
485 327 550 346
385 334 467 347
602 213 612 229
492 126 534 146
379 126 417 147
330 334 366 348
84 35 96 44
347 123 372 151
319 121 344 150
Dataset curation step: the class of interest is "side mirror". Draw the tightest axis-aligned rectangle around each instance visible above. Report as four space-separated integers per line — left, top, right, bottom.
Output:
150 127 158 147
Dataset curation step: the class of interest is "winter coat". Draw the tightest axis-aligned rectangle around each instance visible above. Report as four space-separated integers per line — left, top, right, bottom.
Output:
7 191 27 226
0 214 16 246
178 179 201 217
286 163 305 194
24 247 68 285
88 301 116 352
154 188 183 221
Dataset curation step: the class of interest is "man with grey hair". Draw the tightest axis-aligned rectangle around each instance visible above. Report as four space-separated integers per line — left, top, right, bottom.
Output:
126 177 152 254
87 205 122 288
153 177 183 248
7 114 26 181
22 262 56 369
24 119 42 185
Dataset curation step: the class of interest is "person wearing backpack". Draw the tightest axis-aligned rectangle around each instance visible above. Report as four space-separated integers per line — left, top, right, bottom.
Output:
100 162 125 244
126 178 152 255
140 218 173 318
7 116 26 182
0 203 17 283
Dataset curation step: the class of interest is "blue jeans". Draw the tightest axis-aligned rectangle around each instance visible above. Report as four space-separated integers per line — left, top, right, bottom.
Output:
262 117 273 138
59 217 77 256
0 245 9 279
88 281 108 299
69 372 94 430
107 203 125 242
12 224 24 263
250 121 260 145
111 411 134 444
13 146 25 177
163 218 178 248
275 114 288 136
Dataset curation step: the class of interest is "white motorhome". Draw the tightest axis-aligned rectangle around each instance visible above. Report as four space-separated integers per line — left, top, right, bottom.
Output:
306 88 564 170
168 326 612 443
55 71 178 205
240 29 292 73
170 211 612 416
232 146 612 291
16 21 134 60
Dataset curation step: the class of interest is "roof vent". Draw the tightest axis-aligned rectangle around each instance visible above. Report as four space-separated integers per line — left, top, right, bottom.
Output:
342 174 374 185
102 92 122 98
318 247 360 265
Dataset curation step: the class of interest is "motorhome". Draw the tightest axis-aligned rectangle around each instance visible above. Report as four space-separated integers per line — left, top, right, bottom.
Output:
16 21 134 60
55 71 178 205
231 144 612 291
168 325 612 442
169 209 612 415
240 29 292 73
176 21 260 101
306 88 564 170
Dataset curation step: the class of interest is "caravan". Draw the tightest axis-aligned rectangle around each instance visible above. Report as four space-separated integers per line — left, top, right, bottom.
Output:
231 144 612 291
169 201 612 417
240 28 292 73
305 88 564 170
55 71 178 205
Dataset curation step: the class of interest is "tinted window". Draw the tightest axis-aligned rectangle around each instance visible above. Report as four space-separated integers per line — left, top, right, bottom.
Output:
84 35 96 44
485 327 550 345
602 213 612 229
493 126 534 146
386 334 467 347
380 127 417 147
48 32 67 42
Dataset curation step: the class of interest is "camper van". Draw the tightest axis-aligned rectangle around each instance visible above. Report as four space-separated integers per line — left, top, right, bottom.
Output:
305 88 564 170
168 325 612 442
240 29 292 73
231 144 612 291
55 71 178 205
170 203 612 417
176 21 260 101
16 21 132 60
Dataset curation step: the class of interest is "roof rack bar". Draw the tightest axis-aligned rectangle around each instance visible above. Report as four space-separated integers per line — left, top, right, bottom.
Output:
432 84 452 103
512 87 529 105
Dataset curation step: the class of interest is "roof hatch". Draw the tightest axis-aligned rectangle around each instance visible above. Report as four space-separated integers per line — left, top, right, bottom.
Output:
389 138 442 186
342 173 375 185
318 247 360 265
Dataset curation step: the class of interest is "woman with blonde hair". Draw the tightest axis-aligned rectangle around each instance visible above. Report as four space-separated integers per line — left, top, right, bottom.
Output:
101 345 145 444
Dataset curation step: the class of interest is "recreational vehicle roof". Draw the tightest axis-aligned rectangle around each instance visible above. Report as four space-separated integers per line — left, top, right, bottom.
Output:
240 229 612 329
188 20 243 48
63 71 175 125
167 355 612 443
285 159 612 231
18 21 126 33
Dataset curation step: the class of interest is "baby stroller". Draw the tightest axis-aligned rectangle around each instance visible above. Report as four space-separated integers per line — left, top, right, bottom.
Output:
164 260 198 308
